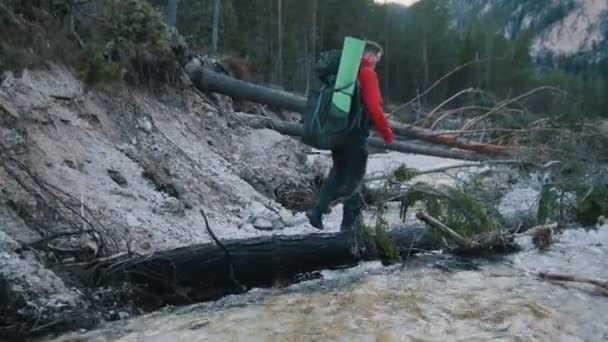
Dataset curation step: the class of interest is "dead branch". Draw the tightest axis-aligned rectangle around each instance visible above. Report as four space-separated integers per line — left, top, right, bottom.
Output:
415 212 561 254
388 58 505 117
429 107 523 131
420 88 481 126
539 272 608 291
21 230 92 251
415 211 474 249
365 159 526 183
462 87 569 131
200 209 245 291
515 223 558 251
1 152 118 254
387 120 513 156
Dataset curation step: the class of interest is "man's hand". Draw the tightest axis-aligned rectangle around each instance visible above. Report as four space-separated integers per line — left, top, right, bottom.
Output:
381 126 394 144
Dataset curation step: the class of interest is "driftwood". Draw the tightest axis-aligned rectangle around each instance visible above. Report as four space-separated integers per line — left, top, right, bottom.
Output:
539 272 608 291
416 211 559 254
365 159 525 183
388 120 512 156
415 211 474 249
234 112 490 161
83 225 437 305
186 65 513 157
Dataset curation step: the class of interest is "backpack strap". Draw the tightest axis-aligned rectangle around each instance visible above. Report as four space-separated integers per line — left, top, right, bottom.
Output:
334 81 355 94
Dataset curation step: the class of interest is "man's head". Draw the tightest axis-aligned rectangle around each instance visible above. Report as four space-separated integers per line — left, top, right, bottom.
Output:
363 40 383 67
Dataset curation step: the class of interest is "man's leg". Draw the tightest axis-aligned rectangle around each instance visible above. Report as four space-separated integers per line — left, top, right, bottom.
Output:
307 147 348 229
340 136 369 232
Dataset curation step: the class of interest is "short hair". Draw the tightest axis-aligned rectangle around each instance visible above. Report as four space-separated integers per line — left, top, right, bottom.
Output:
364 40 383 55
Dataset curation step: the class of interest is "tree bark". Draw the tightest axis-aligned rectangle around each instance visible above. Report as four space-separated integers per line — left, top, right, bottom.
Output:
276 0 283 85
235 113 489 161
166 0 178 28
186 65 511 157
211 0 221 53
388 121 512 156
88 226 436 304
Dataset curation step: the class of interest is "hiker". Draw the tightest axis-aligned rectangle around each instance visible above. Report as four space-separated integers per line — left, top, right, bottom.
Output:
307 40 394 232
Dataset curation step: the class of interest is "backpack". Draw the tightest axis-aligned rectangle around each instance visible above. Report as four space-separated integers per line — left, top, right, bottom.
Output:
302 38 365 150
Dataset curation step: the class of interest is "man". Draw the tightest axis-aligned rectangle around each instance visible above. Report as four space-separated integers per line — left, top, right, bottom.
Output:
307 40 394 232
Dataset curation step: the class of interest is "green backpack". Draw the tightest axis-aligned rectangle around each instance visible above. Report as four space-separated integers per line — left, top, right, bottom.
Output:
302 37 366 150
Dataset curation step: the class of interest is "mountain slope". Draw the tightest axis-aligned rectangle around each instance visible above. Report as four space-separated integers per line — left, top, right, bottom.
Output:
447 0 608 60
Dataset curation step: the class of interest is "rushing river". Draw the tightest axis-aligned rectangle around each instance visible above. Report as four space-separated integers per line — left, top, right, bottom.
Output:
44 225 607 342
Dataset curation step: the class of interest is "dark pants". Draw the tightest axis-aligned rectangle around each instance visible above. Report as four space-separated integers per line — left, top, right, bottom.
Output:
313 133 368 231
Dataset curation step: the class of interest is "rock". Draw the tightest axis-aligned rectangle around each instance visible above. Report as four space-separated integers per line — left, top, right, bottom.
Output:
78 113 102 129
0 102 19 128
252 217 274 230
272 217 287 230
251 216 286 231
140 241 152 250
0 249 89 339
154 197 185 216
140 118 153 133
498 184 540 228
187 319 210 330
239 222 255 230
63 159 84 171
0 231 20 253
126 214 141 227
107 169 128 187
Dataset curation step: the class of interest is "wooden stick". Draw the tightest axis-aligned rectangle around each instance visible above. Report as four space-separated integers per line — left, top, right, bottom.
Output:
462 86 568 130
415 211 474 249
365 159 526 183
539 272 608 290
388 58 505 117
515 223 558 238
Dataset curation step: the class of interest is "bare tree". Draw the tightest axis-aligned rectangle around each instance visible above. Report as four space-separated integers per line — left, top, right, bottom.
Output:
211 0 221 53
384 0 390 101
166 0 178 28
277 0 284 85
306 0 318 94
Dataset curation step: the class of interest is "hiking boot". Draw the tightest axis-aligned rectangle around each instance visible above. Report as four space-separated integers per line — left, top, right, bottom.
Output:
306 210 324 230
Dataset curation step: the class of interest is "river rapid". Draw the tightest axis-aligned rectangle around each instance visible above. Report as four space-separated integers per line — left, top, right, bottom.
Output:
44 224 608 342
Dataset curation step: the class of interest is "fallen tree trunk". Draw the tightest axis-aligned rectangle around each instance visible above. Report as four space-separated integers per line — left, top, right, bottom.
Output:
187 65 512 157
388 121 512 156
83 225 436 306
235 112 489 161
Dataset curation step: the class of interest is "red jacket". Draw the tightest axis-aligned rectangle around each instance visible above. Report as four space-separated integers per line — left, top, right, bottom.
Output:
358 57 394 144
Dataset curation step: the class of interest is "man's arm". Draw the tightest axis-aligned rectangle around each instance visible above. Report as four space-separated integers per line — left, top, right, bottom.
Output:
358 67 394 144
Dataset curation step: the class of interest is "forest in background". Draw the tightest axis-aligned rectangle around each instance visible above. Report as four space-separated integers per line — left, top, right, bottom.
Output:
1 0 607 123
154 0 608 122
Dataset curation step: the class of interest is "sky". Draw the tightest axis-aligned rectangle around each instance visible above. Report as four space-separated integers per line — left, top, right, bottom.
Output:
374 0 420 6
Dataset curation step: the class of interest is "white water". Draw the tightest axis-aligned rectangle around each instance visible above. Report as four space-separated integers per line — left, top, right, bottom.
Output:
38 153 608 342
44 225 608 342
